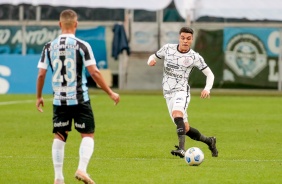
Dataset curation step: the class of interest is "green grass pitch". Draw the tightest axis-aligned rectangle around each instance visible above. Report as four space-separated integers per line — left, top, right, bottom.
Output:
0 90 281 184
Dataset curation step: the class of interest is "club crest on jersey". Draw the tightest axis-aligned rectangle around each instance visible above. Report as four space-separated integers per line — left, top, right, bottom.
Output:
179 57 193 67
225 33 267 78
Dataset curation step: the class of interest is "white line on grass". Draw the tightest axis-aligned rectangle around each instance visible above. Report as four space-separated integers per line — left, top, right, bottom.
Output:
0 156 281 162
0 98 52 106
0 95 97 106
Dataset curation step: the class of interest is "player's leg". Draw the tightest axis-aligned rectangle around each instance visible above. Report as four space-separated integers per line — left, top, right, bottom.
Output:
75 134 95 184
52 105 72 184
185 124 218 157
74 101 95 184
173 113 185 150
167 91 189 158
52 136 66 184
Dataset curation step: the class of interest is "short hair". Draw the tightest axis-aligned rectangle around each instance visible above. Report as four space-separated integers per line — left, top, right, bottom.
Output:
60 9 77 25
179 27 194 35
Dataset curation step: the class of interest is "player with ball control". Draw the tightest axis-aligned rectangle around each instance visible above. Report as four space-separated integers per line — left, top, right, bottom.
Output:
147 27 218 158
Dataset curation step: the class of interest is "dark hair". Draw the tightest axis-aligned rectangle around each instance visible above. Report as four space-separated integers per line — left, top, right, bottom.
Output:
179 27 194 35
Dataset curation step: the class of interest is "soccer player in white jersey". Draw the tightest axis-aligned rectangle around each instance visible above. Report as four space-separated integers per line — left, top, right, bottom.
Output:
36 9 120 184
147 27 218 158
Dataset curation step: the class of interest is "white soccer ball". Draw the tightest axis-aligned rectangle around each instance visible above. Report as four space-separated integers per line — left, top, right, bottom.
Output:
184 147 204 166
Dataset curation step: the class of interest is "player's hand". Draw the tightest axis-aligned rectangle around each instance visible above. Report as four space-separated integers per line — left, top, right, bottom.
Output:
200 90 210 99
36 97 44 112
110 92 120 105
148 60 157 66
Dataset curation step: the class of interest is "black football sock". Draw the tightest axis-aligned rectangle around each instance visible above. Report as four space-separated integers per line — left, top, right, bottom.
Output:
174 117 186 150
178 135 186 150
186 126 211 145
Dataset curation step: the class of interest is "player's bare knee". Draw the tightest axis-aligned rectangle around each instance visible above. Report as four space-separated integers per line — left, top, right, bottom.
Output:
185 123 190 133
172 110 183 118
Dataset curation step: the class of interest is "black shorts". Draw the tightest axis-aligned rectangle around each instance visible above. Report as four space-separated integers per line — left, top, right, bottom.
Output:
53 101 95 134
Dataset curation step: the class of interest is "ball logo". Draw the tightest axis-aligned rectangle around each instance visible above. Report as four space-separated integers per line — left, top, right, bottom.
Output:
194 155 200 162
186 157 191 163
188 148 195 153
225 34 267 78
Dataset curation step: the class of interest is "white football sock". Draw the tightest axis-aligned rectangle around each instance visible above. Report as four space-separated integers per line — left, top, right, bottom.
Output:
52 139 65 180
78 137 94 172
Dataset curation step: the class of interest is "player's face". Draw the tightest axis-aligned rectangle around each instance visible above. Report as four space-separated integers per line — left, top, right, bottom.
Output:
178 32 193 52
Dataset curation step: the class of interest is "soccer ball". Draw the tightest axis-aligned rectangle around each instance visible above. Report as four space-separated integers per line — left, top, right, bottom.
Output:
184 147 204 166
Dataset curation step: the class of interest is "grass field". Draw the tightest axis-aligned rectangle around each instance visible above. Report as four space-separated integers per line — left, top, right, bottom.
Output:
0 89 281 184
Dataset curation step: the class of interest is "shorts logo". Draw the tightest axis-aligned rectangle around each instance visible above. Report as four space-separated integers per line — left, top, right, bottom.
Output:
75 122 85 129
225 34 267 78
54 121 69 127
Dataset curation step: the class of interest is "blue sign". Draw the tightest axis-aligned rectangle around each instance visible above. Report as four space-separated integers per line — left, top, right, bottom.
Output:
224 27 280 57
0 26 108 94
0 55 52 94
223 27 280 82
76 27 108 69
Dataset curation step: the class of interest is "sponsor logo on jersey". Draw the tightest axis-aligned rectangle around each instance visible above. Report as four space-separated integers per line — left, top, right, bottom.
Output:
164 67 183 78
225 34 267 78
53 86 76 93
54 94 76 100
49 44 79 51
167 64 179 69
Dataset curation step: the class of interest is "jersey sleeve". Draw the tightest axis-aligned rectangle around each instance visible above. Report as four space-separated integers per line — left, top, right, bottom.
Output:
194 54 208 71
155 44 168 59
37 43 50 70
80 41 96 67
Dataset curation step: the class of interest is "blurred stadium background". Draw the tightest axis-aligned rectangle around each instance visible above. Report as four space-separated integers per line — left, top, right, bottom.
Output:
1 0 282 94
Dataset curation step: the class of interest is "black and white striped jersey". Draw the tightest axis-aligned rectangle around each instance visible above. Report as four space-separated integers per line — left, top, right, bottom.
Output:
38 34 96 106
155 44 208 97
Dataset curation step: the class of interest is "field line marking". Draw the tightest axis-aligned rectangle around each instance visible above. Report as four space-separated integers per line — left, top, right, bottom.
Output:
0 156 281 162
0 95 97 106
0 98 52 106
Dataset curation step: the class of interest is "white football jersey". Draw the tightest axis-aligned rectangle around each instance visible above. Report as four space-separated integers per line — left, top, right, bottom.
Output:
155 44 208 97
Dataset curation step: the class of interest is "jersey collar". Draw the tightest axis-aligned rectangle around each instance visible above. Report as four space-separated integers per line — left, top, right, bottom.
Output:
177 44 190 53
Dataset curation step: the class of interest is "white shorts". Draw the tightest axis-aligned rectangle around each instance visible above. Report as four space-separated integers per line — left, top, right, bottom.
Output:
165 91 190 123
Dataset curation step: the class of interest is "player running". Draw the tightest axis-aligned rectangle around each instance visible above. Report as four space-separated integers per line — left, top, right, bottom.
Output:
147 27 218 158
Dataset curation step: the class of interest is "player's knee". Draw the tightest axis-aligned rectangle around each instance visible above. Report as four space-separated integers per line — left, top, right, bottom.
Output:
185 123 190 133
172 110 183 118
55 131 68 142
174 117 185 135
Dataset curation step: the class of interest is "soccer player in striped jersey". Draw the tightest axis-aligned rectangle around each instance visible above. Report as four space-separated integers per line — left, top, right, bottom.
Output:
147 27 218 159
36 9 120 184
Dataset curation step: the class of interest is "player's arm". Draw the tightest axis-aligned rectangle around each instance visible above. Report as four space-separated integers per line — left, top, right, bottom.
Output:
36 68 47 112
201 67 214 98
148 44 167 66
147 54 158 66
87 65 120 105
